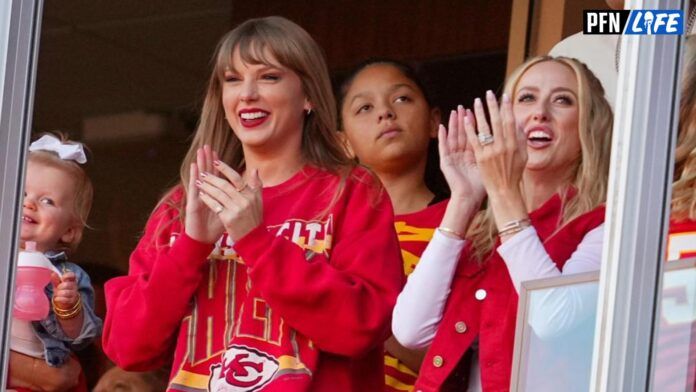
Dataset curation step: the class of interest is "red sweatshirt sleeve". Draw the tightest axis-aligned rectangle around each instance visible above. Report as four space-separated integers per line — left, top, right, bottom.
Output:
102 194 215 370
233 172 404 358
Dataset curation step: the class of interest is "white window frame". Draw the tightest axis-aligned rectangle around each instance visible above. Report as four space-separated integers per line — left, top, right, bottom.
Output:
0 0 43 380
591 0 686 391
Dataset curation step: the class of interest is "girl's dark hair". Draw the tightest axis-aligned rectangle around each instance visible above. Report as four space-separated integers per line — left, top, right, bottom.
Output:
337 58 449 200
338 58 436 117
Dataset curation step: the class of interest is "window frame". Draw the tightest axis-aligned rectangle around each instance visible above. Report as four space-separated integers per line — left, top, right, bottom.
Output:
590 0 686 390
511 271 601 391
0 0 43 380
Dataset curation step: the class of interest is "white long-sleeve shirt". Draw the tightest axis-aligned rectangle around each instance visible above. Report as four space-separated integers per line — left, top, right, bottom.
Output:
392 224 604 390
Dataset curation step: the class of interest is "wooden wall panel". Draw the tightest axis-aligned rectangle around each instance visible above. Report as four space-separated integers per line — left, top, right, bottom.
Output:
230 0 512 71
506 0 611 74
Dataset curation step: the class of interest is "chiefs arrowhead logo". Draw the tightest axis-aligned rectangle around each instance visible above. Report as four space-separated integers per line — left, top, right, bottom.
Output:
209 346 279 391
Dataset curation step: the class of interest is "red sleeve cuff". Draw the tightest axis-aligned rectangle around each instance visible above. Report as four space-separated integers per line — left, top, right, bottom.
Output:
169 231 216 270
232 225 274 268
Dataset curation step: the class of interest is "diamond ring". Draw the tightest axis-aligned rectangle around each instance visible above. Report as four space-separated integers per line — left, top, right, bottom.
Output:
478 133 494 146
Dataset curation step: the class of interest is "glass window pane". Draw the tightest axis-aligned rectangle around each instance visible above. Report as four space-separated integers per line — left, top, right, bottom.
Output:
512 273 599 392
0 0 43 383
652 259 696 391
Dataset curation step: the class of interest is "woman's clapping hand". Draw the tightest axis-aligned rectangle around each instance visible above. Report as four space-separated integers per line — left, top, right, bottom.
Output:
463 91 527 198
196 157 264 242
438 106 486 206
184 145 226 243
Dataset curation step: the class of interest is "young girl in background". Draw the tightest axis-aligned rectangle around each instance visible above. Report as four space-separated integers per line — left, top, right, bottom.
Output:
9 133 102 391
103 16 402 391
338 59 448 391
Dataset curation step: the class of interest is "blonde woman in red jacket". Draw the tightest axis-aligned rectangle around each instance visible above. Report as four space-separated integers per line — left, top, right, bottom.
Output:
393 56 613 391
102 16 403 392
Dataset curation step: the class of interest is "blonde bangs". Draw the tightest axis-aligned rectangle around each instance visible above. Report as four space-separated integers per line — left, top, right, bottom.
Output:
214 34 280 81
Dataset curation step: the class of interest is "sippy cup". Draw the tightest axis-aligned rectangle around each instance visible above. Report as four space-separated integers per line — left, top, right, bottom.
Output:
13 241 61 321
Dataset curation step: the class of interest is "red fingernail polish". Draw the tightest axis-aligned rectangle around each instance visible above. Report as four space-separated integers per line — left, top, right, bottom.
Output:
213 160 221 166
195 179 203 187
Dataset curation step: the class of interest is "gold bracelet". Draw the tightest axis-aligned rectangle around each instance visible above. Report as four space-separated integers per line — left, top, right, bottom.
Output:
53 301 81 317
499 226 525 238
52 294 81 313
438 227 464 240
498 218 532 237
54 307 82 319
498 218 531 232
54 304 82 320
52 295 83 319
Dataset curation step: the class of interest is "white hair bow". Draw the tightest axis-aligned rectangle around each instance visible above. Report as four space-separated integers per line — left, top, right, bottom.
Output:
28 135 87 164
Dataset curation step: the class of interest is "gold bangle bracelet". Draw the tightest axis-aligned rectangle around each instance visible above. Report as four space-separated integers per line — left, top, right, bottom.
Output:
498 218 531 233
52 295 82 319
498 226 525 238
52 294 81 312
54 304 82 320
498 220 531 237
438 227 464 240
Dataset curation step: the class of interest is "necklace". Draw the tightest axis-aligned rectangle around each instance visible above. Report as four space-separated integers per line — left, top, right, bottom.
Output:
614 4 696 72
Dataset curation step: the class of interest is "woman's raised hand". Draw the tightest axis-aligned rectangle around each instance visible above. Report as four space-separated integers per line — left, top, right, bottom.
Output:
438 106 486 206
196 159 264 242
184 145 226 243
463 91 527 198
461 91 529 233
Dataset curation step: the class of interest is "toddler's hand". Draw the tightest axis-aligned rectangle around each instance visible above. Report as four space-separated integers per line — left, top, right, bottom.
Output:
51 272 79 310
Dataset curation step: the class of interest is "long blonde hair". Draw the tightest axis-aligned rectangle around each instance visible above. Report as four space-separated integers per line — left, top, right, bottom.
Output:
672 38 696 221
160 16 353 219
468 56 614 261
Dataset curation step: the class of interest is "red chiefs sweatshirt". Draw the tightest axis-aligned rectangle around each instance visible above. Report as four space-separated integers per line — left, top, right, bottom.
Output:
102 165 403 391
